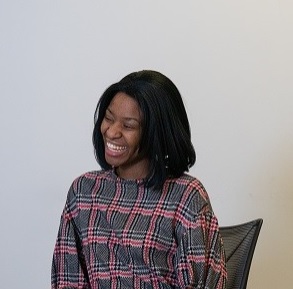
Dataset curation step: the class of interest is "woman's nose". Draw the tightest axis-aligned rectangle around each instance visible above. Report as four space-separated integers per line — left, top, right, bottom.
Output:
106 122 122 138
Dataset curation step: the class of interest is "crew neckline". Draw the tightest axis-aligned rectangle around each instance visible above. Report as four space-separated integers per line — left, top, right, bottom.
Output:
107 168 147 185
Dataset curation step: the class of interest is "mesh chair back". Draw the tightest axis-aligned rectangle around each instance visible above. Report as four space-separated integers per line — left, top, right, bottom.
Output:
219 219 263 289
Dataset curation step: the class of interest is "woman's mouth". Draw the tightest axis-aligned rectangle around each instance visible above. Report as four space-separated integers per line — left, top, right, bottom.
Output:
106 142 127 153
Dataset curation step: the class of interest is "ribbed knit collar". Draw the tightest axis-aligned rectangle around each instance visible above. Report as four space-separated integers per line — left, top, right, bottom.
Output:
106 168 147 186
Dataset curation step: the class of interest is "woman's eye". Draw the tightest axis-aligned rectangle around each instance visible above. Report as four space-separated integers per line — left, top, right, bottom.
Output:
124 122 138 129
104 115 113 122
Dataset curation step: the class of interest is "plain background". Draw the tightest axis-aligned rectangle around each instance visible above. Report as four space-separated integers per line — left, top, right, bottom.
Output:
1 1 292 288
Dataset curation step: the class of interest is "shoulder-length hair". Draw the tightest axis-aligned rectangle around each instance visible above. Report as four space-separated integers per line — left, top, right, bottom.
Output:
93 70 196 189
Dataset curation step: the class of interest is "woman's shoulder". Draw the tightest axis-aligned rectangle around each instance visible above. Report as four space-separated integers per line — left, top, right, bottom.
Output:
165 173 212 213
69 169 113 194
76 169 108 179
168 173 208 196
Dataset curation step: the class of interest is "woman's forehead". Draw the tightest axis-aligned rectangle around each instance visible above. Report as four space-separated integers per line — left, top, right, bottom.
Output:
107 92 142 122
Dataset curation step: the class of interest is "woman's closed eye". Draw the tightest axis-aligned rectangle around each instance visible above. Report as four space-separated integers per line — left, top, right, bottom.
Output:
104 114 114 122
123 122 137 130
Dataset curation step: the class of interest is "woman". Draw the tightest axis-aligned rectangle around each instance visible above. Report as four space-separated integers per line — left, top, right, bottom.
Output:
51 70 227 289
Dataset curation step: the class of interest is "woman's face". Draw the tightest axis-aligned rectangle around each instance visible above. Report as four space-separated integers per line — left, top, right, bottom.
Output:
100 92 149 179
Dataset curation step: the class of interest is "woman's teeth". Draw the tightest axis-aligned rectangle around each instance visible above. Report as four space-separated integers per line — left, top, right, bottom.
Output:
107 142 127 152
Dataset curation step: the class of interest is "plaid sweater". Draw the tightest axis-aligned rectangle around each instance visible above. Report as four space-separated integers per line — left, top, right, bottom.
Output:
52 170 227 289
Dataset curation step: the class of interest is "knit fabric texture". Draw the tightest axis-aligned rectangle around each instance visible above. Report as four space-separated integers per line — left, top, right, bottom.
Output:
52 170 227 289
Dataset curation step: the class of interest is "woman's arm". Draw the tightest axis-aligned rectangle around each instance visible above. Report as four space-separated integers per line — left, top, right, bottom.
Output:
174 211 227 289
51 185 91 289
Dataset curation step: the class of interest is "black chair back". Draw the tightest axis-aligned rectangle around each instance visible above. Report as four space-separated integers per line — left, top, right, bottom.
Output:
220 218 263 289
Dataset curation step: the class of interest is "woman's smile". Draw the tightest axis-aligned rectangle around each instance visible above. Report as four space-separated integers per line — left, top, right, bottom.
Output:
106 142 127 153
104 141 128 157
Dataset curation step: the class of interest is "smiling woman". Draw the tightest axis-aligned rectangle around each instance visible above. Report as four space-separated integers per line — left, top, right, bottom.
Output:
51 70 227 289
93 70 197 190
100 92 149 180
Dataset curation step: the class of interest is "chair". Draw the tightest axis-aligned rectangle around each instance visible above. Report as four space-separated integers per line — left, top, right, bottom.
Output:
219 218 263 289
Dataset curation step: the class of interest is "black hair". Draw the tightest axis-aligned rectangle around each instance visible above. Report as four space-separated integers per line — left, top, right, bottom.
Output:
93 70 196 189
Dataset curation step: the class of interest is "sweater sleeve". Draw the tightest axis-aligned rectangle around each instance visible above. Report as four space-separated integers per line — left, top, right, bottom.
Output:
51 184 91 289
174 211 227 289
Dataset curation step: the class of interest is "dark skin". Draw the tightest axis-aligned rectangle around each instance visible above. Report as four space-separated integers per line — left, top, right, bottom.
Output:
100 92 150 179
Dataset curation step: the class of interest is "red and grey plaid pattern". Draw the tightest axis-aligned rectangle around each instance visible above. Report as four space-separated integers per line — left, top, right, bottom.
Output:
52 170 227 289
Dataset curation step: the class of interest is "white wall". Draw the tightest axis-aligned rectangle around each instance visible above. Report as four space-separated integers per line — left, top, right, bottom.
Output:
1 1 292 288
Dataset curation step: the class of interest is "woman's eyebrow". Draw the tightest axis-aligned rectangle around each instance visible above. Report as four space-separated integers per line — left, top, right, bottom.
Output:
122 116 140 124
106 108 140 123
